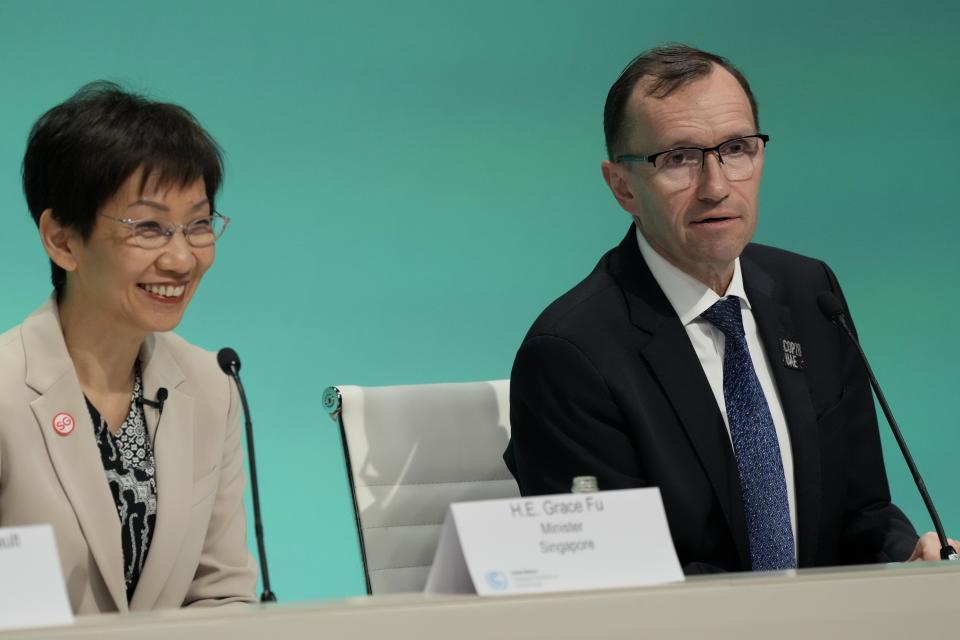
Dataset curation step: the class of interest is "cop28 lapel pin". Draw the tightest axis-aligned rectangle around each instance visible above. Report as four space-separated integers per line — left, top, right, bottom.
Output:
780 339 805 370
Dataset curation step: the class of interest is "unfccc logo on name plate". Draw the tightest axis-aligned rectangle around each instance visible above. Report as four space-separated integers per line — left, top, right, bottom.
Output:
484 570 508 591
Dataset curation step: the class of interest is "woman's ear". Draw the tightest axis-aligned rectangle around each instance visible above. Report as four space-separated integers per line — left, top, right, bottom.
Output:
38 209 80 273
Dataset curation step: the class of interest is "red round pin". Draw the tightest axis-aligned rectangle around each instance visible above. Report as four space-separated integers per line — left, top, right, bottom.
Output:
52 412 75 436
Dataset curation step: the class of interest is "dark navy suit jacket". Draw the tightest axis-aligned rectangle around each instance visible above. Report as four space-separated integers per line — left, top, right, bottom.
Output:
505 226 917 574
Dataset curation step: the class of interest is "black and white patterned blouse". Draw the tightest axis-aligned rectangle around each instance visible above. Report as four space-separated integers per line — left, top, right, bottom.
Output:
85 366 157 603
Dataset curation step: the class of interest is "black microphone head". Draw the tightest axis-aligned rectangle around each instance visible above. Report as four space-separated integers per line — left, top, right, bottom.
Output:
817 291 845 321
156 387 169 402
217 347 241 375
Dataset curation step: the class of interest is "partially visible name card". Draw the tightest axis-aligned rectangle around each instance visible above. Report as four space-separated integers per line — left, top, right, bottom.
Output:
0 525 74 631
425 488 683 596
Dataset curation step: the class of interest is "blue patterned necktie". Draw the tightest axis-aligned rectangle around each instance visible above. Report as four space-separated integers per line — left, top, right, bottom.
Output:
701 296 796 571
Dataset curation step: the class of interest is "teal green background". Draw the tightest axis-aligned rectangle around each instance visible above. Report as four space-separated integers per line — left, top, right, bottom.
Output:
1 1 958 601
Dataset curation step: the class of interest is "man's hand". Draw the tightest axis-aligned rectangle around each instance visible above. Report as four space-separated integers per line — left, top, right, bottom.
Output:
907 531 960 561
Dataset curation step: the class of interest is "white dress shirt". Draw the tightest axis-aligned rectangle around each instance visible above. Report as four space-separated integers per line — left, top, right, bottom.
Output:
635 228 798 548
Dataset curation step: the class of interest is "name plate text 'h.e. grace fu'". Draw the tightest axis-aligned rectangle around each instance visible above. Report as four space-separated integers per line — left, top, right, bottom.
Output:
424 488 684 596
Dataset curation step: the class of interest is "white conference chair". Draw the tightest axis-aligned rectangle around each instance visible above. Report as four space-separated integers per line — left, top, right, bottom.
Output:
322 380 518 594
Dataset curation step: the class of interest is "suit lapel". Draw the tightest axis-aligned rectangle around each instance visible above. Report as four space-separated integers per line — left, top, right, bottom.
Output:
130 335 194 611
22 299 128 612
741 254 821 567
611 230 751 569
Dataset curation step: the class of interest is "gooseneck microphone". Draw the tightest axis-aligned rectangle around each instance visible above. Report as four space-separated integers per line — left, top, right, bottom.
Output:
217 347 277 602
817 291 957 561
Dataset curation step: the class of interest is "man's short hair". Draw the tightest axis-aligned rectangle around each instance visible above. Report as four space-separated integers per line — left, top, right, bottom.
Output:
22 81 224 296
603 43 759 159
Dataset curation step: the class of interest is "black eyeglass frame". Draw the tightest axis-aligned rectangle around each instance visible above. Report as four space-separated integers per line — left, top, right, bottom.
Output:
615 133 770 167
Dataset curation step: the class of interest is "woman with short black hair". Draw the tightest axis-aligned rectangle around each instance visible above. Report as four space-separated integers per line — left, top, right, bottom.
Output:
0 82 257 613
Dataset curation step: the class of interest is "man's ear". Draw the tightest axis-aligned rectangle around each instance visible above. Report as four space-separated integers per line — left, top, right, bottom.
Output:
38 209 80 273
601 160 640 215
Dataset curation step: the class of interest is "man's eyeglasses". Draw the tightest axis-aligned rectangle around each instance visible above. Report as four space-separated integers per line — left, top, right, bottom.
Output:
615 134 769 190
100 211 230 249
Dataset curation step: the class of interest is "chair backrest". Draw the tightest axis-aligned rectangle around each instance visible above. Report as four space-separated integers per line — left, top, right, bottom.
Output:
323 380 518 594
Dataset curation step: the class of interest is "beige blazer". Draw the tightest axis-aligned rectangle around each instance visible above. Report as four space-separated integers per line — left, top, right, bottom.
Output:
0 298 257 614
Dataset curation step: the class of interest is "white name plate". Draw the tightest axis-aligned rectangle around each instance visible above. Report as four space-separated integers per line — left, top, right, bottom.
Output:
425 488 683 596
0 525 74 631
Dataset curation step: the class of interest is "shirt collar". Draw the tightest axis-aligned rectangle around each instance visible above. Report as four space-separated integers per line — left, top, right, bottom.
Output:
634 225 751 326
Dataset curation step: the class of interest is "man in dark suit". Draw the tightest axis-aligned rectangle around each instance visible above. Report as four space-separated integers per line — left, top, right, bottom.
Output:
504 44 950 573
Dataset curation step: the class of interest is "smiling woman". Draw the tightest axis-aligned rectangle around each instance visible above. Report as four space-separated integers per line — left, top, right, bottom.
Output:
0 83 257 614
